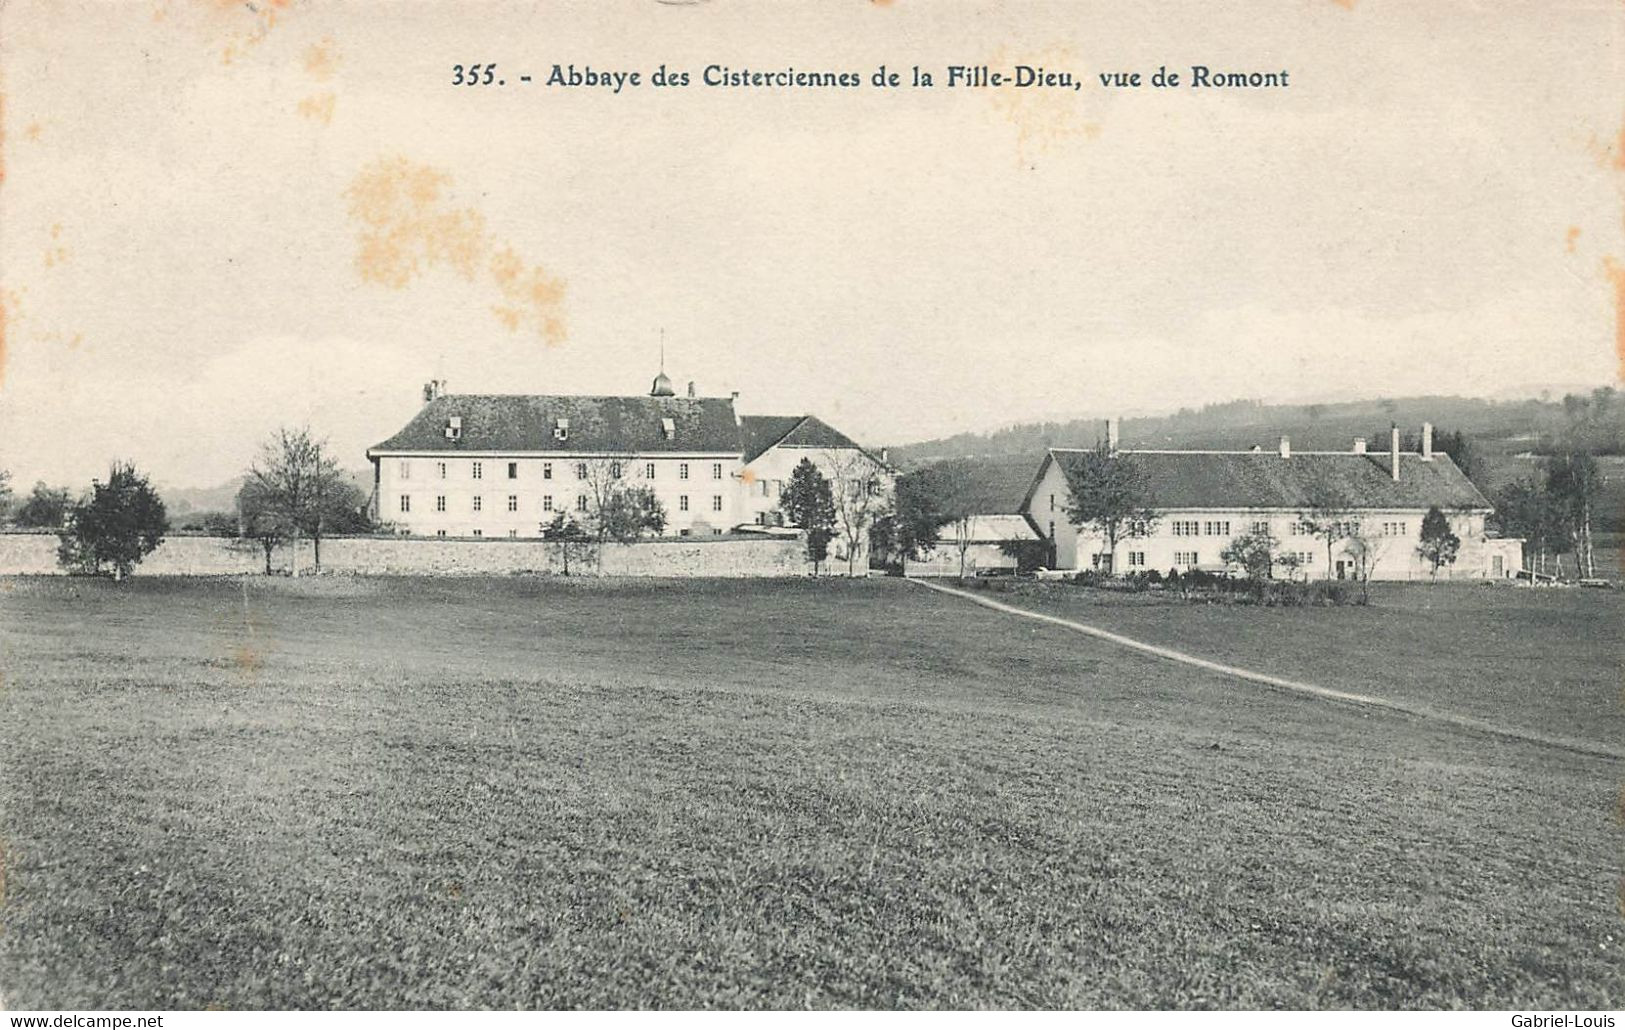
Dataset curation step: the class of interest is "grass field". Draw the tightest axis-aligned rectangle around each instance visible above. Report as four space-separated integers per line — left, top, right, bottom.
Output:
0 576 1620 1009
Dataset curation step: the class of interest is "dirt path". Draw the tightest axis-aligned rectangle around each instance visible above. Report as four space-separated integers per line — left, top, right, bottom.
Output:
912 579 1624 763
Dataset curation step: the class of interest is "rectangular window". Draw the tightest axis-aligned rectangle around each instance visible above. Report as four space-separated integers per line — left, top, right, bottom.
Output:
437 462 447 479
436 529 446 537
508 529 517 538
543 495 554 511
543 463 553 480
575 463 587 480
507 495 518 512
576 495 588 512
1128 551 1146 567
679 463 690 480
1172 520 1200 537
473 496 482 512
399 495 411 513
712 495 723 512
713 528 724 536
1175 550 1198 566
645 462 656 479
472 529 482 538
712 462 722 479
610 461 622 479
508 462 518 479
761 480 770 497
1252 521 1269 534
435 495 446 512
679 495 689 512
472 462 483 480
1049 494 1056 511
1203 520 1230 536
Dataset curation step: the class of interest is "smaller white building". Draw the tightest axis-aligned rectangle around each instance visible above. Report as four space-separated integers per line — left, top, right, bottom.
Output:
1021 424 1523 581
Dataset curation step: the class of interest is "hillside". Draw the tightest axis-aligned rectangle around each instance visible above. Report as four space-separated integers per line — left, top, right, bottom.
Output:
886 393 1619 466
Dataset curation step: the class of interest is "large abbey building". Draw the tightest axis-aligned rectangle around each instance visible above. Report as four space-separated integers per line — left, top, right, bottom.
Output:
367 371 889 543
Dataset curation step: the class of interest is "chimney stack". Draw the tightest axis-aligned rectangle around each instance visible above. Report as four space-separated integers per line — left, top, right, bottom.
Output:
422 378 446 403
1105 417 1120 454
1390 424 1401 481
1421 422 1433 461
687 380 696 399
1278 435 1291 459
730 390 741 426
1353 437 1367 454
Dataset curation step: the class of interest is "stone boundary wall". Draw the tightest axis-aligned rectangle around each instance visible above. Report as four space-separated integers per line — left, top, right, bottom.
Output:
0 532 838 578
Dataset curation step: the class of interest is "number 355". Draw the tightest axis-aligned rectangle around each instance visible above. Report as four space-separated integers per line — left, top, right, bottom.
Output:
452 64 497 85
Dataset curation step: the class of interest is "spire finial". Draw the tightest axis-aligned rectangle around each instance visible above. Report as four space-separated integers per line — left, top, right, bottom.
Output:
659 328 666 374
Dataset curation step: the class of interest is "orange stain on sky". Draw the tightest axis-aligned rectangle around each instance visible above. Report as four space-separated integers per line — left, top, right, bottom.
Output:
304 37 339 80
1566 226 1581 253
345 157 568 345
296 92 335 125
1606 257 1625 383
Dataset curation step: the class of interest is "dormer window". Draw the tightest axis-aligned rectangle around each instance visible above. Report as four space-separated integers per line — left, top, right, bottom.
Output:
445 415 462 442
661 417 676 441
553 417 570 442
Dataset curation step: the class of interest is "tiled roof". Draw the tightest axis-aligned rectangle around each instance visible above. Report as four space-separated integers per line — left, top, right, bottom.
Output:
932 458 1047 515
739 415 807 463
740 415 867 463
1046 449 1491 511
370 395 743 454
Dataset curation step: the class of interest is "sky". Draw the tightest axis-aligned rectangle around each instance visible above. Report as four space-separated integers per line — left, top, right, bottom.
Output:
1 0 1622 490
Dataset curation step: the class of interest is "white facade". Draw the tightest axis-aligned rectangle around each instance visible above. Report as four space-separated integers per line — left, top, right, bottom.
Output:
1025 450 1523 582
374 451 745 539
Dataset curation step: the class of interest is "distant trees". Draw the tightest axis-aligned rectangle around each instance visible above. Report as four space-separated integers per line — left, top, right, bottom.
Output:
1491 476 1565 576
14 482 74 529
56 463 169 580
0 470 11 522
1417 506 1460 579
1060 445 1157 576
780 458 837 573
1544 449 1599 578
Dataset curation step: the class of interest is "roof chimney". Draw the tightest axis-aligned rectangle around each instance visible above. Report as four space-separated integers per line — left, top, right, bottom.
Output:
1278 435 1290 459
687 380 696 399
730 390 741 426
1353 437 1367 455
422 378 446 403
1421 422 1433 461
1105 417 1120 454
1390 424 1401 481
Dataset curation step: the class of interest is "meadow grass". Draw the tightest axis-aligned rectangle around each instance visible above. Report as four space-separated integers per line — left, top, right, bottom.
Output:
0 576 1619 1008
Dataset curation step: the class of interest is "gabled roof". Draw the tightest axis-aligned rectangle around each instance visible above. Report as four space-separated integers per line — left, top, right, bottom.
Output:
739 414 866 463
370 394 742 454
922 457 1046 515
1039 449 1491 511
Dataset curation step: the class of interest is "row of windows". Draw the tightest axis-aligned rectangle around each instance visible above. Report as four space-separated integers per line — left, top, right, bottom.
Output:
401 494 725 514
1173 550 1199 566
430 526 729 539
400 460 726 482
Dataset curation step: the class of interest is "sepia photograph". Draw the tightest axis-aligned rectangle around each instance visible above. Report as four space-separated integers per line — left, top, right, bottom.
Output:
0 0 1621 1016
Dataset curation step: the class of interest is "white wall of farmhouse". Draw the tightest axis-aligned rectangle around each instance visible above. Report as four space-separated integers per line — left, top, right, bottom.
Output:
740 445 894 569
1024 458 1519 581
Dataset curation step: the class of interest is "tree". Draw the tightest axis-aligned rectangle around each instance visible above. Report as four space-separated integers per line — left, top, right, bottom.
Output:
597 483 667 543
541 512 595 575
1491 475 1564 577
15 482 74 529
1545 448 1599 578
1219 526 1278 583
1417 506 1460 579
1297 477 1356 581
56 462 169 580
1431 428 1481 485
237 479 295 575
825 450 889 576
574 457 667 567
0 469 12 522
1061 444 1157 576
246 427 343 576
1344 525 1389 604
779 458 837 574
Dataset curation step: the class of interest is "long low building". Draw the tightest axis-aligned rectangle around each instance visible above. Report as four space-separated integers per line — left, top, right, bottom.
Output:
1020 421 1522 581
